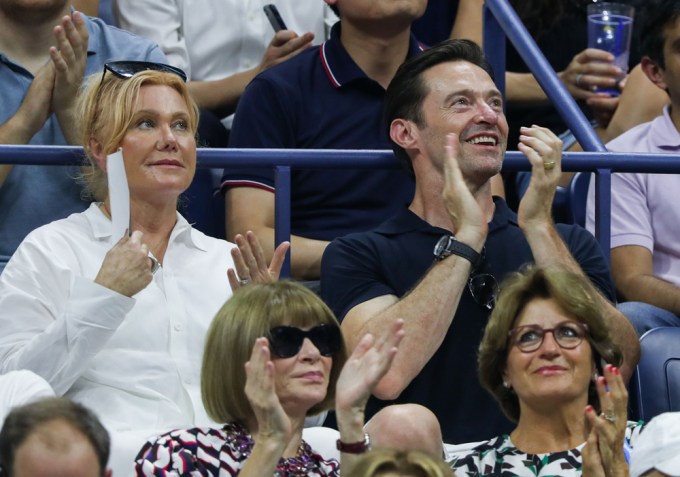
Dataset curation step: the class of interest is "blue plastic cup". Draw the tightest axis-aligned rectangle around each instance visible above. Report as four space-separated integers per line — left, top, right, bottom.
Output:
587 2 635 96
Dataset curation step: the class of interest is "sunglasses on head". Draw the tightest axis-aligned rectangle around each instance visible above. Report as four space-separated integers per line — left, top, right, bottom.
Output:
268 324 342 359
101 61 188 84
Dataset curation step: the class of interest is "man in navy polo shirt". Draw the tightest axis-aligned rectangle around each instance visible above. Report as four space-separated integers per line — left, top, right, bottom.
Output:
320 40 640 444
222 0 426 280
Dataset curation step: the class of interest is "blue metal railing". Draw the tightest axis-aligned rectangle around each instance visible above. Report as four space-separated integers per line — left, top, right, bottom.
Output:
3 146 680 276
0 0 670 276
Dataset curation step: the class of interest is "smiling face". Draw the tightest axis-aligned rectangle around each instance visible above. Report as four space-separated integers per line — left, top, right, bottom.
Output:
503 298 595 412
414 61 508 185
272 335 333 416
117 84 196 204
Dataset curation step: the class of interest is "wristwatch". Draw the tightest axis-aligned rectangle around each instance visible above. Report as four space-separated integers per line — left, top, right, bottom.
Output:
433 235 481 269
336 433 371 454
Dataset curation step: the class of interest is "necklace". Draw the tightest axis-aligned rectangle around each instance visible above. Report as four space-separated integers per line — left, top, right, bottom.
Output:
224 422 322 476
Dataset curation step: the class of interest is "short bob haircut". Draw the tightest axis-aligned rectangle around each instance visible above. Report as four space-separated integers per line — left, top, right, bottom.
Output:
383 39 495 177
478 265 623 422
201 281 348 424
76 68 199 201
350 449 455 477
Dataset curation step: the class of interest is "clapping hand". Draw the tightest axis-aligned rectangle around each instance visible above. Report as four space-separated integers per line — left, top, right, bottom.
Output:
244 338 292 443
50 9 88 144
442 133 488 246
517 125 563 230
228 231 290 291
335 320 405 415
582 364 629 477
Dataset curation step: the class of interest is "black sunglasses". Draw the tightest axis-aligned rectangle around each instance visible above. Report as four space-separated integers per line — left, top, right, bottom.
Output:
101 61 188 84
467 248 499 310
468 272 499 310
268 324 342 359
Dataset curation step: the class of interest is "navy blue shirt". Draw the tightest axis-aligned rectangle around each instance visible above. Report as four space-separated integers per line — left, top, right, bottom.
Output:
222 23 420 241
411 0 459 47
321 199 616 443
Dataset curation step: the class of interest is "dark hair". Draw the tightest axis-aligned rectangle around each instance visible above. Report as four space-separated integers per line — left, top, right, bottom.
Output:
0 397 110 477
640 0 680 68
478 265 623 422
383 39 494 177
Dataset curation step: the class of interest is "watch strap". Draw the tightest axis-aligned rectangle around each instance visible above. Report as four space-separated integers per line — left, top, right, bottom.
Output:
336 433 371 454
435 235 482 269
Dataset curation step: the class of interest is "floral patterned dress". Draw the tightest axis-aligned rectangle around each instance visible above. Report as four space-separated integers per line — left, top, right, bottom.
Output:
447 422 643 476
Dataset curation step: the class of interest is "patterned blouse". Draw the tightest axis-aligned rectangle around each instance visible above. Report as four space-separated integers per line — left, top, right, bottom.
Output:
447 422 643 476
134 422 340 476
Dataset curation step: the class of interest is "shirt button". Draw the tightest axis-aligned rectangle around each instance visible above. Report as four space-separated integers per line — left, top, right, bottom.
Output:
173 323 182 331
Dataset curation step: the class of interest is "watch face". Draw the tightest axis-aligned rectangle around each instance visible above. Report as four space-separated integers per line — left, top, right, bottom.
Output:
434 235 452 258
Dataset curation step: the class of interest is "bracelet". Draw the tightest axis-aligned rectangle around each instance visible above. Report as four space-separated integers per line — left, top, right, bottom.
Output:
336 433 371 454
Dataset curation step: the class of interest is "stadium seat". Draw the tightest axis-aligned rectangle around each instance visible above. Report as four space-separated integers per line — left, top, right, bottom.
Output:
628 327 680 422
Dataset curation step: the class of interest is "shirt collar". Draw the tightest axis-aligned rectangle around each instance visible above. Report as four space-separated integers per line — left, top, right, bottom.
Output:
85 202 209 252
652 105 680 150
375 197 515 236
319 22 425 88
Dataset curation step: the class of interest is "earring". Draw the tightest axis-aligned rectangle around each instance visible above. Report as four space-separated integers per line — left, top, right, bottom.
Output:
592 371 600 382
503 381 511 389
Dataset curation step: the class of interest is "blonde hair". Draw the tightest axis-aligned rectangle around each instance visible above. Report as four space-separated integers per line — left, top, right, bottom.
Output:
76 68 199 200
351 449 456 477
201 281 348 424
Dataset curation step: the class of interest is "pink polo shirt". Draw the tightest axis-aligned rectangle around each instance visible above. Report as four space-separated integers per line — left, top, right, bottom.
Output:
586 106 680 286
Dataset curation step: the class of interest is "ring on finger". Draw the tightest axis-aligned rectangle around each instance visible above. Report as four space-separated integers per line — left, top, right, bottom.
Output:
600 410 617 423
543 161 557 170
575 73 583 88
238 277 251 286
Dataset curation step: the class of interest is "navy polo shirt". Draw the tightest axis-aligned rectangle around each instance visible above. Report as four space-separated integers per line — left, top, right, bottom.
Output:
221 23 422 241
321 198 616 443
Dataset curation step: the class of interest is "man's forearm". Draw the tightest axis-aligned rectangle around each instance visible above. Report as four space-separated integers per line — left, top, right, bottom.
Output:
617 274 680 317
188 69 258 119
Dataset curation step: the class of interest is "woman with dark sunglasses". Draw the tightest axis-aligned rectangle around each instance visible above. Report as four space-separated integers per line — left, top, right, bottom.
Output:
447 265 643 476
135 281 404 476
0 63 287 462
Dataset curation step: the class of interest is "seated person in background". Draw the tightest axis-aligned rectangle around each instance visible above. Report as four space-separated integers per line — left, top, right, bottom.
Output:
352 449 455 477
0 397 111 477
0 371 54 426
320 39 639 444
0 0 166 270
630 412 680 477
112 0 333 143
586 0 680 335
222 0 425 281
448 265 642 475
135 281 404 476
0 64 286 450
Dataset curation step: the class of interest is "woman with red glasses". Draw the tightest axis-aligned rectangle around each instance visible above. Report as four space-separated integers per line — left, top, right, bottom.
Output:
448 265 643 476
0 63 287 456
135 280 404 476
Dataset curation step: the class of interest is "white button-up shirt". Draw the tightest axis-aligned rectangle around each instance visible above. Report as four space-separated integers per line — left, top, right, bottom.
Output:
0 204 235 434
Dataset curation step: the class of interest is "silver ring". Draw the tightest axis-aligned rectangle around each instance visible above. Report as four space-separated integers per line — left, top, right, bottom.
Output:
601 411 617 423
238 278 250 286
148 256 161 275
575 73 583 88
